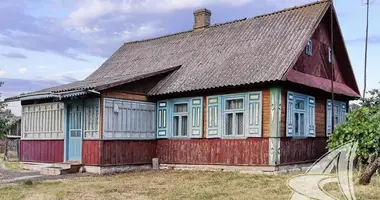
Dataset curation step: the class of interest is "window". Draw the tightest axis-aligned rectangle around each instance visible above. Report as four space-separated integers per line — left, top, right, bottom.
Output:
306 39 312 56
84 99 100 139
326 100 347 136
103 99 156 139
286 92 315 137
224 98 244 136
328 47 332 63
173 103 188 137
206 92 262 138
22 103 64 139
157 97 203 138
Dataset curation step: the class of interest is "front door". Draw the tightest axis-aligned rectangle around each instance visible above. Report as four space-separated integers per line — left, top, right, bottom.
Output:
66 102 83 162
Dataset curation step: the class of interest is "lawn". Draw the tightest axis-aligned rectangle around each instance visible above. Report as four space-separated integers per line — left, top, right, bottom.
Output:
0 151 21 170
0 170 379 200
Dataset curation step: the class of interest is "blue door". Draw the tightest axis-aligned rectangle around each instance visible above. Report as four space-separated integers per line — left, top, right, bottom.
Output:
66 102 83 162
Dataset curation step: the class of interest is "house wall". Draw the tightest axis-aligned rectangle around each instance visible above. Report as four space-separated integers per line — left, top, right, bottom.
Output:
156 138 269 165
280 137 327 165
20 140 64 163
293 15 345 84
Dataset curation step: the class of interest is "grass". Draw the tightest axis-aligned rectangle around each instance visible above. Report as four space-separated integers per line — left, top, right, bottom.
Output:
0 170 379 200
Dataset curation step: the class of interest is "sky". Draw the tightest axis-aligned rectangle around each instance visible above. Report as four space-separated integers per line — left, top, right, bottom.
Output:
0 0 379 116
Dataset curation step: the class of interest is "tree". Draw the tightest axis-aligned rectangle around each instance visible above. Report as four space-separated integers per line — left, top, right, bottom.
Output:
328 87 380 185
0 82 11 138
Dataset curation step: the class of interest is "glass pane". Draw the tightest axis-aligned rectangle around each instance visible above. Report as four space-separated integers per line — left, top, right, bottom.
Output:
174 103 188 113
226 99 244 110
236 113 244 135
226 113 233 135
294 113 299 135
300 113 305 136
295 99 305 110
334 105 339 115
182 116 188 136
173 116 179 136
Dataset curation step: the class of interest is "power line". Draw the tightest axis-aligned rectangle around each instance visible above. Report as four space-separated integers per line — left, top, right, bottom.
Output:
363 0 370 98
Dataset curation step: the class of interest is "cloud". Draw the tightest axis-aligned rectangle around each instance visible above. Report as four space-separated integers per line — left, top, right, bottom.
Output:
1 52 27 59
0 77 62 99
0 0 314 59
18 68 27 74
346 35 380 44
0 69 6 76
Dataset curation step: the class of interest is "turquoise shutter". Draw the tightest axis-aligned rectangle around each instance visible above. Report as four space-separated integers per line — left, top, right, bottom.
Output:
190 98 203 138
207 96 221 138
340 101 347 123
286 92 295 136
157 101 168 138
247 92 262 137
326 100 333 136
307 97 316 137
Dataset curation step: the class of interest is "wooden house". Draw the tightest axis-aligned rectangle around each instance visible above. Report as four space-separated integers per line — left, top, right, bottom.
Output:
5 1 360 173
7 117 21 139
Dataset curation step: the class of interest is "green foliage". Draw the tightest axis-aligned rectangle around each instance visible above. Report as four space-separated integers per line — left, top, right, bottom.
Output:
328 105 380 161
0 81 11 138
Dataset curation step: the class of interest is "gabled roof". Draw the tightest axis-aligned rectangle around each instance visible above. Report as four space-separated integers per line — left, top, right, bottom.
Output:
8 1 358 101
85 1 331 95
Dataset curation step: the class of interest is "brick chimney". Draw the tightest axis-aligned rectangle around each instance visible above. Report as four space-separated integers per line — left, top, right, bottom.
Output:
193 8 211 32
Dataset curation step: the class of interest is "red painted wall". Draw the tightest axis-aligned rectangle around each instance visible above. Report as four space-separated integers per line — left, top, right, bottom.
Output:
293 16 345 84
20 140 64 163
280 137 327 165
157 138 269 165
100 140 157 166
82 140 101 165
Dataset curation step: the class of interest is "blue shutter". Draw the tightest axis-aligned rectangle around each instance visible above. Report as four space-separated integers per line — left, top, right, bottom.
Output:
157 101 168 138
340 101 347 123
326 100 333 136
307 97 316 137
286 92 295 137
247 92 262 137
207 96 221 138
190 98 203 138
306 39 312 56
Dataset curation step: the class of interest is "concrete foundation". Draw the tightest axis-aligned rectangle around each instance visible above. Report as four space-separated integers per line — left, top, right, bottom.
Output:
83 165 152 174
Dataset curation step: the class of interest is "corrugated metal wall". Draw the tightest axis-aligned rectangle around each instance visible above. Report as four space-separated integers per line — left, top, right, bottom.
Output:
22 103 64 139
103 98 156 139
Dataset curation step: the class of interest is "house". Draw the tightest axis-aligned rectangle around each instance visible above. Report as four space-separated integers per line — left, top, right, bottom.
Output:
5 1 360 173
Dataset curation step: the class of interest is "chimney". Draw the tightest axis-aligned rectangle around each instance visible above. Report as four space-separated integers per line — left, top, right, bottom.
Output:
193 8 211 32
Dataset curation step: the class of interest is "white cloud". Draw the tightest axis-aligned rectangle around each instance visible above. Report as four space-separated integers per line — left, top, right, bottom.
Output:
66 0 258 27
0 69 6 76
18 67 27 74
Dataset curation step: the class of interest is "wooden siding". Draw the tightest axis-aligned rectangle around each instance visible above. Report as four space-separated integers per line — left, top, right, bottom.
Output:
82 140 101 165
102 91 149 102
103 99 156 139
280 137 327 164
157 138 269 165
101 140 157 166
293 15 345 84
262 89 270 137
83 99 100 139
20 140 64 163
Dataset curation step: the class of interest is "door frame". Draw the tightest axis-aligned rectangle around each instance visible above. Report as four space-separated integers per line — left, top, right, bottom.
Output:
64 100 84 162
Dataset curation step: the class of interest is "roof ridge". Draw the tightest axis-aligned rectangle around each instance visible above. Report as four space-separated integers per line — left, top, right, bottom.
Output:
122 0 328 45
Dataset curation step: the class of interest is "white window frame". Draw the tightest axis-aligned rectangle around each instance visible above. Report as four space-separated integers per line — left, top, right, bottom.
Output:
172 102 189 137
223 97 245 137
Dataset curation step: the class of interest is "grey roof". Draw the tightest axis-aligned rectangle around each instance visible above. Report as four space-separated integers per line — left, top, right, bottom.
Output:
86 0 330 95
6 1 332 100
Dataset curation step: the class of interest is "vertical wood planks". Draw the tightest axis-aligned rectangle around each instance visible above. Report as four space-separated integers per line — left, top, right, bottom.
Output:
20 140 64 163
280 137 327 164
100 140 157 166
156 138 269 165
